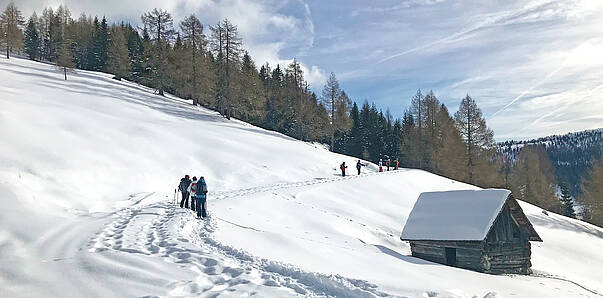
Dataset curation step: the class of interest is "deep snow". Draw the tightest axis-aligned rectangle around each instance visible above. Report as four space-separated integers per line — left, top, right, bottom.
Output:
1 57 602 297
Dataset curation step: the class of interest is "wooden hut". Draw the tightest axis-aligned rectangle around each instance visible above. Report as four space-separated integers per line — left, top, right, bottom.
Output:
400 189 542 274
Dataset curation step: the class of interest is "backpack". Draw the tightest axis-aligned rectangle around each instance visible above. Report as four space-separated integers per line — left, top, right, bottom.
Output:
199 180 207 194
190 182 198 194
179 179 188 192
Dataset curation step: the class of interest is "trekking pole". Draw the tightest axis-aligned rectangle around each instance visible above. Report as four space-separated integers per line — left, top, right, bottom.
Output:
174 188 177 205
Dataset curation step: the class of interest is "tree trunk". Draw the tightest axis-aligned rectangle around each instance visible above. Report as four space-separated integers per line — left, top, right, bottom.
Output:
331 91 335 151
192 25 197 106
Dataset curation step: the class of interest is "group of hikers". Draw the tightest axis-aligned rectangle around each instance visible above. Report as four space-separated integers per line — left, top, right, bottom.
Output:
340 160 366 177
378 158 399 172
339 158 400 176
177 175 208 219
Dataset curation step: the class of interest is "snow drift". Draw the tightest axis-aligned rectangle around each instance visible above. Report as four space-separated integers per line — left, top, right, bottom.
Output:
1 57 602 297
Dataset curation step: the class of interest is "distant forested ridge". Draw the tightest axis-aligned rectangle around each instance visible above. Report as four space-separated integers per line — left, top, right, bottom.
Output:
499 129 603 196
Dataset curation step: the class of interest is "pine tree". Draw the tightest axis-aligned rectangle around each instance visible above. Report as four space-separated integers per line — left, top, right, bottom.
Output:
237 52 265 122
56 41 75 80
107 27 131 80
141 8 174 96
95 16 109 71
0 1 25 59
559 181 576 218
345 102 363 158
39 7 54 61
511 145 558 210
86 16 100 70
580 158 603 226
454 94 494 184
123 24 144 82
210 18 242 118
433 104 466 180
409 89 426 167
321 72 341 151
24 13 40 60
180 14 205 105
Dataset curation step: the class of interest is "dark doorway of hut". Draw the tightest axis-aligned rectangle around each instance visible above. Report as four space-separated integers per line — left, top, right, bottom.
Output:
445 248 456 266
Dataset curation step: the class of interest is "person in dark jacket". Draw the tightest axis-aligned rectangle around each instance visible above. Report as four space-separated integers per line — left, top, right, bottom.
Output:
195 176 208 218
340 162 347 177
356 160 363 175
188 176 198 211
178 175 192 208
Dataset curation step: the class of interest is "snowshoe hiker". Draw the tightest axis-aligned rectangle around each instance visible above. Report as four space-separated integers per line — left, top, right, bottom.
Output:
356 160 363 175
378 159 383 172
340 162 347 177
178 175 192 208
395 159 399 170
386 159 391 171
189 176 198 211
195 176 208 218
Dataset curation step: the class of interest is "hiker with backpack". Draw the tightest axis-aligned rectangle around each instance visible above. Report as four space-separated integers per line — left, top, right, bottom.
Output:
195 176 208 218
178 175 192 208
188 176 198 211
340 162 348 177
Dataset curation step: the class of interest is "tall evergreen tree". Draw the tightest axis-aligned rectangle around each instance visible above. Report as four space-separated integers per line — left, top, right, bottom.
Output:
56 40 75 80
454 94 494 184
24 13 40 60
511 145 558 211
210 18 242 118
237 52 265 122
95 16 109 71
321 72 341 151
180 14 205 105
107 27 131 80
141 8 174 96
580 157 603 226
0 1 25 59
122 24 144 82
559 181 576 218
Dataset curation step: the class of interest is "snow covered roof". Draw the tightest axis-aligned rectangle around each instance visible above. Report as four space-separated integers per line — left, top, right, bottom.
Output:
401 189 513 241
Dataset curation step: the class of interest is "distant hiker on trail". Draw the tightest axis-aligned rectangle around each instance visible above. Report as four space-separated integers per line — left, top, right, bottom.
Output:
378 159 383 172
340 162 348 177
179 175 192 208
386 159 391 171
356 160 363 175
188 176 198 211
195 176 208 218
395 159 399 170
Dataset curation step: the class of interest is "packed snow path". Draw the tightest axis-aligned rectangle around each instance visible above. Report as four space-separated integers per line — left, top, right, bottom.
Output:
88 172 404 297
87 170 602 297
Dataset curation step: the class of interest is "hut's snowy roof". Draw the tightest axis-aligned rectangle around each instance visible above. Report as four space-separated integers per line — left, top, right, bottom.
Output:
401 189 511 241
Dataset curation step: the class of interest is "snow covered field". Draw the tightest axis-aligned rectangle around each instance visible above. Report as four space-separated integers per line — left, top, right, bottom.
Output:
1 57 602 297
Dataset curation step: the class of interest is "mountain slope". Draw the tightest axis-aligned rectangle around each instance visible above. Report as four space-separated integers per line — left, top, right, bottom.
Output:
499 129 603 196
1 58 602 297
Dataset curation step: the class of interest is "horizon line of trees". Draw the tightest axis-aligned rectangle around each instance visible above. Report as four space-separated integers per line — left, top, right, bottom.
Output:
1 2 601 227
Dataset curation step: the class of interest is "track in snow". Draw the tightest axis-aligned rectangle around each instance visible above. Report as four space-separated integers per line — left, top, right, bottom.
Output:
88 171 405 297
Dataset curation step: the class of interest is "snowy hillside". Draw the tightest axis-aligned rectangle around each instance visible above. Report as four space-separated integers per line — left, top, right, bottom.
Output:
1 58 602 297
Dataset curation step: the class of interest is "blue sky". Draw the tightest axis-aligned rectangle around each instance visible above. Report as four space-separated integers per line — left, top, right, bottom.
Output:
11 0 603 140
